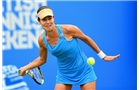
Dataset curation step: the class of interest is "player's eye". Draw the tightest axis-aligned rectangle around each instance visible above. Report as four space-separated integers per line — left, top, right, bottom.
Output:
48 16 52 20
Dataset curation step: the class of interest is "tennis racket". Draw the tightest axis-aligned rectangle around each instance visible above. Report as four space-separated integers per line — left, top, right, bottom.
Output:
18 67 44 85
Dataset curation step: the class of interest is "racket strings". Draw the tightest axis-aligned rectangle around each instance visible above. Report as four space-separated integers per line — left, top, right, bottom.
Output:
31 68 44 84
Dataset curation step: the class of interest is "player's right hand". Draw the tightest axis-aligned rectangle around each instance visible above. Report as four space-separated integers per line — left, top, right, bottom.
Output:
18 67 27 76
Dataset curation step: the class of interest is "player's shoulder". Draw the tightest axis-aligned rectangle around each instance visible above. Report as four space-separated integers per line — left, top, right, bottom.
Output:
38 32 44 41
59 24 79 33
60 24 78 29
38 32 46 47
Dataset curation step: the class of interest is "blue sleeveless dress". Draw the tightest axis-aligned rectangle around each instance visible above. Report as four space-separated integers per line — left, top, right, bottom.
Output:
42 24 97 85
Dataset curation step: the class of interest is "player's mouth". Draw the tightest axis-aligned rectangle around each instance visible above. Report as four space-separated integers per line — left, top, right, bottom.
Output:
46 24 51 28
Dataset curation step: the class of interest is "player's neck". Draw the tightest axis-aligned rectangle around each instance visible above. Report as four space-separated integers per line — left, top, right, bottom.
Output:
46 26 58 38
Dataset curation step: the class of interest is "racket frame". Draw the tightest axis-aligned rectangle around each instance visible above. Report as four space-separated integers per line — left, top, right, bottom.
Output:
18 67 44 85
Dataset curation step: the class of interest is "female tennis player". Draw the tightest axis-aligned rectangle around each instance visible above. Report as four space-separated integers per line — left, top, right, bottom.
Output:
19 6 120 90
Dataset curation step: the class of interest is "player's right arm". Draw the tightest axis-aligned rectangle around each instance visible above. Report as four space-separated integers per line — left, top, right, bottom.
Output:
19 33 48 76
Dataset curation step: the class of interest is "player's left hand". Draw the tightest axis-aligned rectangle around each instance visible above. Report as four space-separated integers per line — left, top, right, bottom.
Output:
103 54 120 62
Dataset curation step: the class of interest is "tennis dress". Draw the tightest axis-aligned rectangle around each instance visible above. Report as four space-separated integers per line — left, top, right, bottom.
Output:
42 24 97 85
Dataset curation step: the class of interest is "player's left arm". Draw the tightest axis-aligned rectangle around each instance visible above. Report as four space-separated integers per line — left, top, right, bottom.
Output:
67 25 120 61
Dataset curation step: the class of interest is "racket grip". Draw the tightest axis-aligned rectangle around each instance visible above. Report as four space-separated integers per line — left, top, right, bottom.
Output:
18 70 28 75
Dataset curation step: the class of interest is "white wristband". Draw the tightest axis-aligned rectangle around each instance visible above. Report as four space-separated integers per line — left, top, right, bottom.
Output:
97 51 106 59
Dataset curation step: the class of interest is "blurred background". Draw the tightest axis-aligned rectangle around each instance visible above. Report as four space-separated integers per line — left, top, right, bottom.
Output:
2 0 137 90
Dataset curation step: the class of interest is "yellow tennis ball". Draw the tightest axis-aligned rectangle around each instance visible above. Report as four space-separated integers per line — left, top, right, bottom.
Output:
87 57 95 66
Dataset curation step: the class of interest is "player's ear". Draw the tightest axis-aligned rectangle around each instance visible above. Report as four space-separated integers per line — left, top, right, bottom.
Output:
37 17 41 24
52 16 54 18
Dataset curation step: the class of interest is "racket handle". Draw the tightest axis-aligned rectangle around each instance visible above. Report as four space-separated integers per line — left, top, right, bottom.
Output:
18 70 28 75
